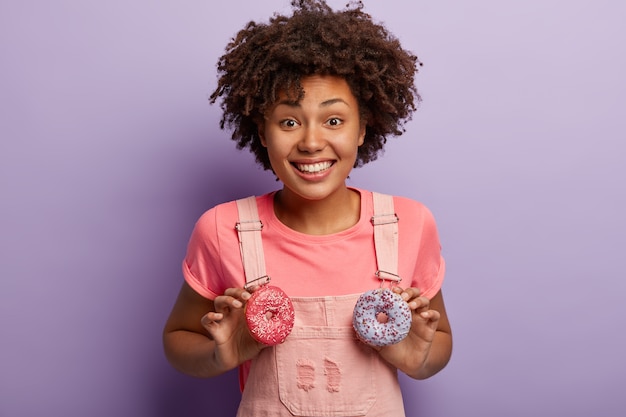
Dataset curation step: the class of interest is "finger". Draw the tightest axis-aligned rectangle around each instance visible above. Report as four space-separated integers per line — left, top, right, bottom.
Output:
213 296 240 312
419 309 440 322
394 286 422 302
224 287 252 300
243 284 260 294
391 286 404 294
203 311 224 322
408 296 430 311
214 289 251 311
200 313 221 337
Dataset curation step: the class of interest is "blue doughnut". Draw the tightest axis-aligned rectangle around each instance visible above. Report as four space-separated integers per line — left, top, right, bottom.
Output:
352 288 412 347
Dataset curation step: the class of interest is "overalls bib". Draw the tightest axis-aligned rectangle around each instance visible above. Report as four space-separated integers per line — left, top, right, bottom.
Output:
234 193 406 417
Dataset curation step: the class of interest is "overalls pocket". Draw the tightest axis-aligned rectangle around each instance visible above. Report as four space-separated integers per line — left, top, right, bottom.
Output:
276 326 377 417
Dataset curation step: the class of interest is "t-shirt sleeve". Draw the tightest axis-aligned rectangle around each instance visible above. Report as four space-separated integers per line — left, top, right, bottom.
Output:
397 197 446 300
182 207 224 300
415 204 445 299
419 255 445 300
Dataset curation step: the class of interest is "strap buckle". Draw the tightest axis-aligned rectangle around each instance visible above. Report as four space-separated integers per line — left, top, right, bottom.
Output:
370 213 399 226
375 270 402 286
235 220 263 232
243 275 271 290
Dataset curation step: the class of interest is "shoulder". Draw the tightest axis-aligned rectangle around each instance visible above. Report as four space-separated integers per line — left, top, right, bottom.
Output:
192 200 236 238
360 188 436 224
389 195 441 243
392 194 435 221
193 193 274 233
392 198 439 245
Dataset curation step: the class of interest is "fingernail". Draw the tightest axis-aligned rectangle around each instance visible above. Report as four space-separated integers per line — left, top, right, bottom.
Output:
233 300 243 308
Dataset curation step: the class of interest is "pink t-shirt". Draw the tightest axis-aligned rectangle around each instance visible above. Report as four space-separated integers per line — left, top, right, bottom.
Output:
183 188 445 300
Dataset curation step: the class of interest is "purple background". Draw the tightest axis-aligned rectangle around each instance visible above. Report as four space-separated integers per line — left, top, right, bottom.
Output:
1 0 625 416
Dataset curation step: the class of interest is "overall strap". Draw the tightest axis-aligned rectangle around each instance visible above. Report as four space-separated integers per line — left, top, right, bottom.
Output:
235 192 399 288
235 196 271 289
371 192 401 284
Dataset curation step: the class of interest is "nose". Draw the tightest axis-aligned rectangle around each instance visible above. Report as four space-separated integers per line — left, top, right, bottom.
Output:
298 126 325 153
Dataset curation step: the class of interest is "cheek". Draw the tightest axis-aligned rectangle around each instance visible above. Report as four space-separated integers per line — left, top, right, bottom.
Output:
264 142 289 169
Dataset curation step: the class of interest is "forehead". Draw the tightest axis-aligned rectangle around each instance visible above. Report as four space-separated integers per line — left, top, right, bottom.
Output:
274 75 357 106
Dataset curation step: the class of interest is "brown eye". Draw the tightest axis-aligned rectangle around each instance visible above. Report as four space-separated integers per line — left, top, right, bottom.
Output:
327 117 343 126
280 119 298 128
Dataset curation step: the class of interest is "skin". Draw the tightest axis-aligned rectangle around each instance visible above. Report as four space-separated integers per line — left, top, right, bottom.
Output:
163 75 452 380
259 75 366 235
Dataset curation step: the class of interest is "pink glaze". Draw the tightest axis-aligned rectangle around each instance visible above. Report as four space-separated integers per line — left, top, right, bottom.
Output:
245 285 295 345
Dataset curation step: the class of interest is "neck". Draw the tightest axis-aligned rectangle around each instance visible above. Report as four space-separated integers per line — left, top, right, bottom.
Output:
273 186 361 235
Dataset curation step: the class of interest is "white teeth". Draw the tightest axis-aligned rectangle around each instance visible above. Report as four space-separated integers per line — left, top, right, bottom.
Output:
296 161 332 173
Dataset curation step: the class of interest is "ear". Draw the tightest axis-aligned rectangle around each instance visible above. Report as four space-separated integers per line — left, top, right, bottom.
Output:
256 119 267 147
357 122 366 146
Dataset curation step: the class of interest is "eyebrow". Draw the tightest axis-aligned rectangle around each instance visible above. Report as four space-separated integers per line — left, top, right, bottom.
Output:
276 98 350 108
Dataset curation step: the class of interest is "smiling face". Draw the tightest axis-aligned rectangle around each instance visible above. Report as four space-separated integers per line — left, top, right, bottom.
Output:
260 75 366 203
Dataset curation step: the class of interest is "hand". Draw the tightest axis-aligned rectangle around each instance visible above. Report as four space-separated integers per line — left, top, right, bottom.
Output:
201 286 266 372
376 287 441 375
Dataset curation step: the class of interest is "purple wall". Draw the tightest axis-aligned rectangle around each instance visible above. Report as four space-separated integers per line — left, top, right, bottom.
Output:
1 0 624 416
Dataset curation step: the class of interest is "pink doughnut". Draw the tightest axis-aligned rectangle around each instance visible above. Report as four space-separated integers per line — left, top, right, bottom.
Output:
352 288 412 347
245 285 295 345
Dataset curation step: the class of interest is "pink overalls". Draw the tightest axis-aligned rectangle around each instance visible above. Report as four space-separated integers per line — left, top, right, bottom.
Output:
234 194 406 417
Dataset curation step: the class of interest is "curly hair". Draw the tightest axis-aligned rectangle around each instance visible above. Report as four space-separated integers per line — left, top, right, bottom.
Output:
209 0 421 170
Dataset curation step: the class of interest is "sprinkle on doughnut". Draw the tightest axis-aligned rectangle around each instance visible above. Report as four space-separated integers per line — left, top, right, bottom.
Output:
352 288 411 347
245 285 295 345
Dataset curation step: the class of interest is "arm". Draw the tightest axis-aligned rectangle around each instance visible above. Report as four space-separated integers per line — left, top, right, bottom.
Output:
162 282 264 378
378 288 452 380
